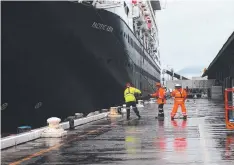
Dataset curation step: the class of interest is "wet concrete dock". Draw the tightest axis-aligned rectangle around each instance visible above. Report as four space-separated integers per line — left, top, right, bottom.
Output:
1 99 234 165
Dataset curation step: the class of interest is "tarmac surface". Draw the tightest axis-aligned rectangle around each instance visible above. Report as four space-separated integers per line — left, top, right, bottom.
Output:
1 99 234 165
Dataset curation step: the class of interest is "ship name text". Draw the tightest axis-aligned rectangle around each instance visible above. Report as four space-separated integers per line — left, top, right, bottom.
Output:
91 22 113 32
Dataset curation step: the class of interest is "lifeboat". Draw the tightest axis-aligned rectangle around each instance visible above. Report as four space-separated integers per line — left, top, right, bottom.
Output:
132 0 137 4
147 23 152 29
145 16 152 29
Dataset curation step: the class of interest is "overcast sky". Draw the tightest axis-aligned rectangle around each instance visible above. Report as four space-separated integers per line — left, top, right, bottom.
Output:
156 0 234 73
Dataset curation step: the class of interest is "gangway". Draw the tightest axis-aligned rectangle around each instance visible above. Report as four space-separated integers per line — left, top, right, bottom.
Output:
163 69 189 80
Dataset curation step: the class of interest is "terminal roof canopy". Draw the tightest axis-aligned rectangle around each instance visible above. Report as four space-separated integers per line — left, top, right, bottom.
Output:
202 32 234 79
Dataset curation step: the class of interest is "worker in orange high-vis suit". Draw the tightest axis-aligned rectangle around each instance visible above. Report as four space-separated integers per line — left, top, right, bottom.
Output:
149 82 166 118
171 84 187 120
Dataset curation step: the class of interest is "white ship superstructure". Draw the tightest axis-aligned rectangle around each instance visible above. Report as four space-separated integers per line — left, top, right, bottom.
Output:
93 0 161 68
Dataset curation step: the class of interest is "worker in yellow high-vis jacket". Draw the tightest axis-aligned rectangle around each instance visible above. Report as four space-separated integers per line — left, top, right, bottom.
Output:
124 83 141 120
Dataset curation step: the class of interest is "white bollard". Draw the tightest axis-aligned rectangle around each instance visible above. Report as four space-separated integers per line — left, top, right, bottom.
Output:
41 117 67 138
121 104 127 113
47 117 61 128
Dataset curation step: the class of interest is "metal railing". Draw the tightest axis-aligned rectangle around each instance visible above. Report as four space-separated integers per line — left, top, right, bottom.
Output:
224 88 234 129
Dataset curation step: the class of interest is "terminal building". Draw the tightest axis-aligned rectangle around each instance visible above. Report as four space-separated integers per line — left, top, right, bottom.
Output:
202 31 234 99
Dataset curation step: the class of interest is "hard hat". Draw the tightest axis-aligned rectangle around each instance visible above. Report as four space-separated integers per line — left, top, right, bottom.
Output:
175 84 182 88
156 82 161 86
126 83 131 87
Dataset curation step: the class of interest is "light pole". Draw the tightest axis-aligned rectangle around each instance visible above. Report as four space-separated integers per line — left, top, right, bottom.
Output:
171 68 174 80
162 69 166 86
166 65 174 80
166 65 171 81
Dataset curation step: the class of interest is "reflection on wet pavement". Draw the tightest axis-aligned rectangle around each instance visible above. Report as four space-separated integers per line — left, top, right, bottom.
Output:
1 99 234 165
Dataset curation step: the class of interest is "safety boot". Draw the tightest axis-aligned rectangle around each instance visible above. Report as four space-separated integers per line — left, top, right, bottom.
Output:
171 116 174 120
158 113 164 118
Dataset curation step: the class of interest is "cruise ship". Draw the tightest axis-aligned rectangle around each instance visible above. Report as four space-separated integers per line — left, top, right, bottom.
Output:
1 0 161 133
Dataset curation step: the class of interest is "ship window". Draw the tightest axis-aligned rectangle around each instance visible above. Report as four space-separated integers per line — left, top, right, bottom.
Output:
128 35 129 43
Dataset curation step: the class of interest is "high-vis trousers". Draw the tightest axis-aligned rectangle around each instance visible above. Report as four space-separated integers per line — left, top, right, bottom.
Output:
171 100 187 117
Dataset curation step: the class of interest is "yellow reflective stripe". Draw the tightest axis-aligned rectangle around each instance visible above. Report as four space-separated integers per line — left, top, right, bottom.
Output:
125 93 134 97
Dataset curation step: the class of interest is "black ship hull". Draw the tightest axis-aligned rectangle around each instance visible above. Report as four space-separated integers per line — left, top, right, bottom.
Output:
1 2 160 133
